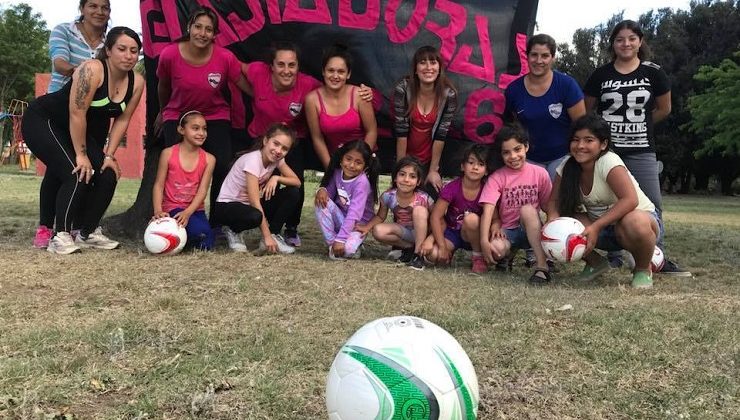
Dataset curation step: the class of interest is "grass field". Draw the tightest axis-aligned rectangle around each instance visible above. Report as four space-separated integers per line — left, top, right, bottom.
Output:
0 170 738 419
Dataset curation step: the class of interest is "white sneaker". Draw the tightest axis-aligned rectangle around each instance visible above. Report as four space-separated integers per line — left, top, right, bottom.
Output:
328 245 345 261
47 232 81 255
223 226 247 252
259 234 295 254
386 249 403 260
75 227 119 250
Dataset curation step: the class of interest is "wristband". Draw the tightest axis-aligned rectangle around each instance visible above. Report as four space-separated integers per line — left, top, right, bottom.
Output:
104 154 117 161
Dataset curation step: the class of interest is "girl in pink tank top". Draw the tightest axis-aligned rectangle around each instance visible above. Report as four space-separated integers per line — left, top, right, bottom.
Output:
152 111 217 250
305 44 377 169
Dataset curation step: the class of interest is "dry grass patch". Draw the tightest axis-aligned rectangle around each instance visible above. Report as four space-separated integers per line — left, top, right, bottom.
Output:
0 172 738 418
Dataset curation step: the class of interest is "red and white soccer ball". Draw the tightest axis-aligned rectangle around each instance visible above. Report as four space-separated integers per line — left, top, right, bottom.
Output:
650 246 665 272
540 217 588 263
144 217 187 255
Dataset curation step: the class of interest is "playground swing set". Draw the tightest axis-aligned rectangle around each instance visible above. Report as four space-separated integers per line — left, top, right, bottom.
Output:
0 98 30 170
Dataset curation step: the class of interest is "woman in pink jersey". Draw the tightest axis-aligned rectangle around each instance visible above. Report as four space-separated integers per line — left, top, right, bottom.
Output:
305 44 378 170
156 7 250 223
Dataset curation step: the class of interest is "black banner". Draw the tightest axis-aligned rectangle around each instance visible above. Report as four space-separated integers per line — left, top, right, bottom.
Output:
140 0 538 173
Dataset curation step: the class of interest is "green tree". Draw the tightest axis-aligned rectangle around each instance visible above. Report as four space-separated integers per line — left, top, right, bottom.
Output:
684 51 740 194
0 3 49 108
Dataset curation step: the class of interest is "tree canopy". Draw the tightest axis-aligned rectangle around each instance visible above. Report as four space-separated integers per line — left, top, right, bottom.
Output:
685 51 740 159
0 3 49 108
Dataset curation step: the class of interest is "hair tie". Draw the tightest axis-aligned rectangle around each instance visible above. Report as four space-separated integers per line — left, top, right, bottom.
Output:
179 110 201 126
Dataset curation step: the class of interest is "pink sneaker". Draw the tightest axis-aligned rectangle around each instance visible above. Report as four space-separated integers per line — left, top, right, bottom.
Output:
33 225 53 248
471 255 488 274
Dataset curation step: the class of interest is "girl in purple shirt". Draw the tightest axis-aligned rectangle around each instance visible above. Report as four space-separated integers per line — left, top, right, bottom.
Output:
421 144 492 273
314 140 380 260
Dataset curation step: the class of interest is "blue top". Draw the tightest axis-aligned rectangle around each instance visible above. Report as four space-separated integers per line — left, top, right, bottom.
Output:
505 71 583 163
48 21 105 93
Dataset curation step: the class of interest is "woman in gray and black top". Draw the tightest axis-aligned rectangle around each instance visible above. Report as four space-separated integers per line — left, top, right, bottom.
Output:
584 20 689 276
22 26 144 255
393 45 457 199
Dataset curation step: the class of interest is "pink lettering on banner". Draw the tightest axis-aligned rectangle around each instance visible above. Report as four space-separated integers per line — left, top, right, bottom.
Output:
339 0 381 30
447 14 495 83
141 0 190 57
464 87 505 144
498 33 528 89
223 0 265 42
194 0 240 46
265 0 282 24
283 0 332 24
384 0 429 43
424 0 466 61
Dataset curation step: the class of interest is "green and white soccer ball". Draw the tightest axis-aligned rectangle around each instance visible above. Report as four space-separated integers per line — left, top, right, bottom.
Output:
326 316 479 419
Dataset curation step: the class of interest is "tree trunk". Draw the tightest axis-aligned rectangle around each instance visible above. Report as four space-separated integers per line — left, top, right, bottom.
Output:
102 145 161 239
102 56 162 239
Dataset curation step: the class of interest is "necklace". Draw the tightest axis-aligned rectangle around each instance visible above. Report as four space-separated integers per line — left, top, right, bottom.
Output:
79 23 101 48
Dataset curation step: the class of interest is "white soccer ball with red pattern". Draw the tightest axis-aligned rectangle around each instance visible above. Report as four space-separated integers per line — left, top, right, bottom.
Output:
540 217 588 263
650 246 665 272
144 217 187 255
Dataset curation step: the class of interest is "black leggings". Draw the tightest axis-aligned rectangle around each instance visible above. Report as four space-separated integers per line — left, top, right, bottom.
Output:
22 107 117 235
213 186 300 234
164 119 232 223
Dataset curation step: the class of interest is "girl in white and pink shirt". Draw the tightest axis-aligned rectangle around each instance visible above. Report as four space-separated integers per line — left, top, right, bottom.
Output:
214 124 301 254
479 125 553 283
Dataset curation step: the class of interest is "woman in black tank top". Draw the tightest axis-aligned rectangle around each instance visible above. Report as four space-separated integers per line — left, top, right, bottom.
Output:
22 26 145 255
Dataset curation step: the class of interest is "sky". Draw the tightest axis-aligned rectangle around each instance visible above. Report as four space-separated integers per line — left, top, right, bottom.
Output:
7 0 692 45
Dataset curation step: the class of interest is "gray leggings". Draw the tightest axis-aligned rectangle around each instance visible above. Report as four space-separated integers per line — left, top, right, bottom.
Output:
620 152 665 250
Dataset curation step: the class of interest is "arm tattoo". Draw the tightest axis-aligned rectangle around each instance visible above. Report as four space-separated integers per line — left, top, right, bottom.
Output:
80 145 87 155
74 65 92 109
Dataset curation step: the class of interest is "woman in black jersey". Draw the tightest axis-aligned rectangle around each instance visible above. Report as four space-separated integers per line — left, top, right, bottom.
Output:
22 26 145 255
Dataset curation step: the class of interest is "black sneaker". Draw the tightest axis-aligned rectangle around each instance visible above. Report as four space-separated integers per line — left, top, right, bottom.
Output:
399 248 415 263
658 259 692 277
495 257 513 272
407 254 425 270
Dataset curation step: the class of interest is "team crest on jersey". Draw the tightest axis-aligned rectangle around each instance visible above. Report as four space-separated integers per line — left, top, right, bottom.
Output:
289 102 302 117
548 103 563 118
207 72 222 88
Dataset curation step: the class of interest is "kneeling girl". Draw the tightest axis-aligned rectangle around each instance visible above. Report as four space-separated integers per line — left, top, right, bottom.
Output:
214 123 301 254
549 115 661 288
152 110 216 250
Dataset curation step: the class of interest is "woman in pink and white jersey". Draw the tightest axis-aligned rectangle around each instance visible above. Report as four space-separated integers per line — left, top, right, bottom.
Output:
156 7 250 223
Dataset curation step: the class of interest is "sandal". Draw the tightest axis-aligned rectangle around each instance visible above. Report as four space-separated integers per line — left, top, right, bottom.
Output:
529 267 552 285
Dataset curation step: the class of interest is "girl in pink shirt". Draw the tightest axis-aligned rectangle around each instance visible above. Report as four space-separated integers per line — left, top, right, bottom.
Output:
152 111 216 250
479 125 553 283
305 44 377 169
156 7 251 223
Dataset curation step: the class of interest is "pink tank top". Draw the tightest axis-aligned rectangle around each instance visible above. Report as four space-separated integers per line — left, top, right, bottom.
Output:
317 86 365 153
162 144 208 212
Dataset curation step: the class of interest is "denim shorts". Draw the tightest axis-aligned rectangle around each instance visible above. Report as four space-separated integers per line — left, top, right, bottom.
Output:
596 210 663 251
444 227 472 251
503 225 530 250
